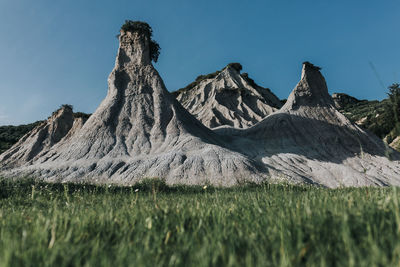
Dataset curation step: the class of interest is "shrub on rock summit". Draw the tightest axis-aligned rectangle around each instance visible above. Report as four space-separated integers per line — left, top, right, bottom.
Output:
120 20 161 63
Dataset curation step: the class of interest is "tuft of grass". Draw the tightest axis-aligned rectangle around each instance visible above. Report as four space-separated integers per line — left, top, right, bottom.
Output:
1 177 400 266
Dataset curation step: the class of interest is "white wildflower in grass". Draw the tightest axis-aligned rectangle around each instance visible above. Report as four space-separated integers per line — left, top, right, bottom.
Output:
135 189 139 193
203 185 208 190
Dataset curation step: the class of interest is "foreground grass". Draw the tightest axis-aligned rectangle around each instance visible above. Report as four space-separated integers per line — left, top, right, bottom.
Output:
1 179 400 266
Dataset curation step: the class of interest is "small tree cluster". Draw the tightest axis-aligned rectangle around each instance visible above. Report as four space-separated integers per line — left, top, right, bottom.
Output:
387 83 400 135
120 20 161 63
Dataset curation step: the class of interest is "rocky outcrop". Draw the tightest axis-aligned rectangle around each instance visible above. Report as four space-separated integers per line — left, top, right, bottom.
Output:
1 22 399 188
0 24 263 186
332 93 361 110
0 105 75 167
216 62 400 187
173 63 282 128
390 136 400 151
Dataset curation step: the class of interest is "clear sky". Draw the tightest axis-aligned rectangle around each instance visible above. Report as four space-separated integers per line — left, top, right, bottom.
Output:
0 0 399 125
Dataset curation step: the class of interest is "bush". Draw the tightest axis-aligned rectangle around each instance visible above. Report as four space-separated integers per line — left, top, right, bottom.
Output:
120 20 161 63
387 83 400 135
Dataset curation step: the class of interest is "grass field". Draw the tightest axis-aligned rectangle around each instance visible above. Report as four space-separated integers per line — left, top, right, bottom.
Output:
1 178 400 266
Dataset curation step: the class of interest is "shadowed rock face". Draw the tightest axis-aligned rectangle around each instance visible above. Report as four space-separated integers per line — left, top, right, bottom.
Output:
215 63 400 187
174 64 282 128
1 25 399 188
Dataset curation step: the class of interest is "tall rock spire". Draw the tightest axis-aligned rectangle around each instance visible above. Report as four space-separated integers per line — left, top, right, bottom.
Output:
116 29 152 67
282 62 334 111
0 21 263 186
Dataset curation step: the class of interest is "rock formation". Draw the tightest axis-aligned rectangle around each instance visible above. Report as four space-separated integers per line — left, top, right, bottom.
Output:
173 63 282 128
0 23 263 186
0 105 76 167
215 62 400 187
1 22 399 188
390 136 400 151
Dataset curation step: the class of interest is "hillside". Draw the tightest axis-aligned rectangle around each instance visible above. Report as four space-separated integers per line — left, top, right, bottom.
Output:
1 21 399 187
1 95 399 154
0 121 42 154
332 93 399 151
0 110 91 155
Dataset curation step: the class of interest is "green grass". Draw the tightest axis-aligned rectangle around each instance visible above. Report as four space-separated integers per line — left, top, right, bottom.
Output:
1 178 400 266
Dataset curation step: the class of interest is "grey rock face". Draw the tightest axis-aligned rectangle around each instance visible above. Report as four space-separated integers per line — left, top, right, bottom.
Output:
0 105 75 167
1 30 399 188
215 62 400 187
0 30 263 186
174 63 282 128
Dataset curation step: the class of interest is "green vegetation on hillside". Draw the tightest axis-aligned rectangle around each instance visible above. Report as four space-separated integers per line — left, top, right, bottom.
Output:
388 83 400 137
335 83 400 150
338 98 393 139
2 178 400 266
0 121 42 154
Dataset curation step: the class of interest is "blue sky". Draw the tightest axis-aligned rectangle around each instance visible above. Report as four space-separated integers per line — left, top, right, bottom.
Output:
0 0 399 125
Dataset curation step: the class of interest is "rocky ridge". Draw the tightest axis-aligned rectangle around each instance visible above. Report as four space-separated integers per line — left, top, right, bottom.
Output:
1 23 399 187
0 25 263 186
173 63 282 128
215 62 400 187
0 105 85 168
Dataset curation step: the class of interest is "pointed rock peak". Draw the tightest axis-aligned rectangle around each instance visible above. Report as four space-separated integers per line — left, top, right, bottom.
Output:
282 62 334 110
174 62 282 128
107 20 164 99
45 104 75 144
220 63 263 91
50 104 73 119
0 105 75 166
223 62 243 73
116 20 160 66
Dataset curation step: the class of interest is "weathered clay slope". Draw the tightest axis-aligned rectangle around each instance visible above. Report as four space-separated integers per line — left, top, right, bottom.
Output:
1 23 399 188
0 26 263 186
0 105 76 168
174 63 282 128
216 62 400 187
